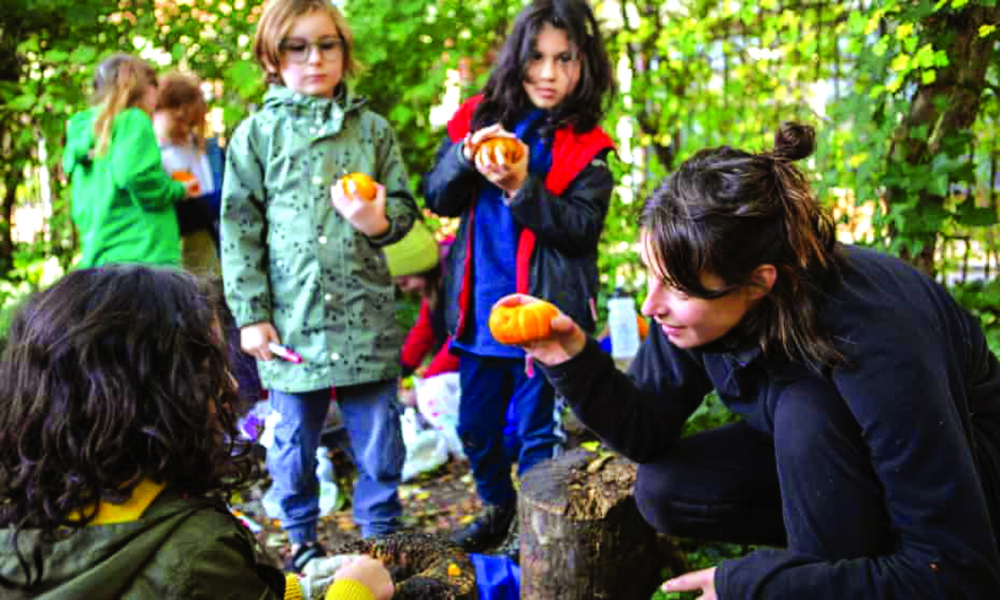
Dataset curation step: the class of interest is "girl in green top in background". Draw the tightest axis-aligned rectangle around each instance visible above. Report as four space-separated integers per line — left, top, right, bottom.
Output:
63 52 199 268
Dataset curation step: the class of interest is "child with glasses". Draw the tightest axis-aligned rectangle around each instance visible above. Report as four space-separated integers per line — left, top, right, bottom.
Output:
222 0 419 574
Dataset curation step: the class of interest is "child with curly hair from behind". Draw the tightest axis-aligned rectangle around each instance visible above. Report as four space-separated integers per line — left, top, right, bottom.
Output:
0 265 393 600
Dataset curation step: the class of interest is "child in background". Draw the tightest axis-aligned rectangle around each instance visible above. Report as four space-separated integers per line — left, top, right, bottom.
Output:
63 53 199 268
222 0 419 573
423 0 616 553
0 265 394 600
154 71 226 276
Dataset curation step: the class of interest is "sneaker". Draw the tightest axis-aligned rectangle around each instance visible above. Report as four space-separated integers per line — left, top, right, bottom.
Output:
449 500 516 553
284 541 327 574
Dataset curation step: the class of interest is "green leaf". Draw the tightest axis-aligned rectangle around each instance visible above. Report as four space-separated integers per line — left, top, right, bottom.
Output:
921 69 936 85
7 95 37 112
955 206 999 227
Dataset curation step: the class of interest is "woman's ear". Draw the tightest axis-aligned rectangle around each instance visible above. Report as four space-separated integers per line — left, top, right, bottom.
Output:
747 264 777 300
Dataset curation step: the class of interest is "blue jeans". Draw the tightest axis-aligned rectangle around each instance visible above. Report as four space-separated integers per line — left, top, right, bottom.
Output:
458 353 560 507
267 379 404 542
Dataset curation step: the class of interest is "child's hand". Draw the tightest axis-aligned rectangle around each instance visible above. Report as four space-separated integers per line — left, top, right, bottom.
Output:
241 322 280 361
330 179 390 237
334 556 394 600
461 123 514 162
475 137 529 196
492 293 587 366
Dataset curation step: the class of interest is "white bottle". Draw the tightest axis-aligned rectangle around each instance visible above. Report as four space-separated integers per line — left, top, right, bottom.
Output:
607 291 640 361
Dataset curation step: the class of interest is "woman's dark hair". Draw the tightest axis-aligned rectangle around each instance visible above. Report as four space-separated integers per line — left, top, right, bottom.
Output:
641 122 847 369
472 0 615 134
0 265 257 587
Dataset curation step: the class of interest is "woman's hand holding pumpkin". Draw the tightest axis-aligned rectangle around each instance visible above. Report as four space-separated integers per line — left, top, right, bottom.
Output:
490 294 587 366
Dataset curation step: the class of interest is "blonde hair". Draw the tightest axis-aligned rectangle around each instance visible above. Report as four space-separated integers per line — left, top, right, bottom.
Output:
156 72 208 149
253 0 358 86
92 53 158 157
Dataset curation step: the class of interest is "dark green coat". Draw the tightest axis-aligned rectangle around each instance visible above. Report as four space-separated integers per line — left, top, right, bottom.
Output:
0 491 285 599
221 86 418 392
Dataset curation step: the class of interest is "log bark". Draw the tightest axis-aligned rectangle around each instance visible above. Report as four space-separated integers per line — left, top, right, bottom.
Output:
518 448 667 600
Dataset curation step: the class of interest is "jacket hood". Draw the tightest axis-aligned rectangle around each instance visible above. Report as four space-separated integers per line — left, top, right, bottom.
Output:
63 107 99 174
262 84 366 137
0 491 220 599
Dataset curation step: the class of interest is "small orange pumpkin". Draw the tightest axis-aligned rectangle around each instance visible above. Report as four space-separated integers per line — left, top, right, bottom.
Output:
477 137 525 165
489 300 560 345
339 172 378 201
636 314 649 340
171 170 201 195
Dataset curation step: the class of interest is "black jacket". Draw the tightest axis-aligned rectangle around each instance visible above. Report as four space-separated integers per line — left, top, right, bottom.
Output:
423 138 614 335
544 245 1000 599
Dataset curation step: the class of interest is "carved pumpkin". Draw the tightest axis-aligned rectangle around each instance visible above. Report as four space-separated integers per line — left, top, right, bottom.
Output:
489 300 560 345
477 137 525 165
339 172 378 201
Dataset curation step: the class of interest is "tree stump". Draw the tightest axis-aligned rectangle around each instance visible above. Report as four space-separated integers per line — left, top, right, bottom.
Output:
518 447 666 600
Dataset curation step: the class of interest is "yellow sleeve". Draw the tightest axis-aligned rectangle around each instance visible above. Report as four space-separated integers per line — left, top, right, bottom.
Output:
325 578 376 600
284 574 304 600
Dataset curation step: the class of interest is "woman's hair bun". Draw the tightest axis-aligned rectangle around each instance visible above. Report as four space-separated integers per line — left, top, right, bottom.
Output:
773 121 815 161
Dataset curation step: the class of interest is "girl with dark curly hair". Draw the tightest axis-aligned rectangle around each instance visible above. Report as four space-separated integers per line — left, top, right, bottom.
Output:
499 122 1000 598
0 265 393 600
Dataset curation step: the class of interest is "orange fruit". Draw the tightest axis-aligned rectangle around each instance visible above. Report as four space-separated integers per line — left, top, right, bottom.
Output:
637 315 649 340
489 299 560 345
339 172 378 201
477 137 525 165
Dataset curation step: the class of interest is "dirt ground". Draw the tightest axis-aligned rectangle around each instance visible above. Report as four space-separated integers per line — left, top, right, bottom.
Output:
234 441 483 567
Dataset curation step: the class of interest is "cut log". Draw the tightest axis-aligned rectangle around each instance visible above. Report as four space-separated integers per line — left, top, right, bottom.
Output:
518 447 669 600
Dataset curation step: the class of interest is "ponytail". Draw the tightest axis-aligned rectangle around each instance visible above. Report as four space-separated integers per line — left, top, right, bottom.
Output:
641 121 846 370
91 54 157 157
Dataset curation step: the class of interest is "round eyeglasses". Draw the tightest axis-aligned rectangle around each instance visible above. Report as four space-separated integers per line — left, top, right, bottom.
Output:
280 37 344 64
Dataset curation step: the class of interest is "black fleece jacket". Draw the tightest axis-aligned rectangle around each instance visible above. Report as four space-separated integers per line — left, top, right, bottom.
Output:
543 245 1000 599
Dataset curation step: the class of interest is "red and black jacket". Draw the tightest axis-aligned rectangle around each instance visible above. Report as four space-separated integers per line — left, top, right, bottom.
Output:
424 95 615 339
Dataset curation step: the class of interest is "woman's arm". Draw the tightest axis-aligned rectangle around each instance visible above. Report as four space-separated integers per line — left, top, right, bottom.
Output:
507 148 614 257
541 322 713 463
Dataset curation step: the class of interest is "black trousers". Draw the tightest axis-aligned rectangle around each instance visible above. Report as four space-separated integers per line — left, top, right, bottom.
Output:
634 379 1000 559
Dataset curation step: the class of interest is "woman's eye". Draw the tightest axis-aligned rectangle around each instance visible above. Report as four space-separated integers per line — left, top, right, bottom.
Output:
558 53 575 63
319 40 341 51
286 43 307 53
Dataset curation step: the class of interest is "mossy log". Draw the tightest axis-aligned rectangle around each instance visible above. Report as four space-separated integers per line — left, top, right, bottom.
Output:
517 448 667 600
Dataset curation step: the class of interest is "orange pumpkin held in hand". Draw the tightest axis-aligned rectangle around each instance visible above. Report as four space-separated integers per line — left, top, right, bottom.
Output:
339 172 378 201
489 299 560 345
171 170 201 195
477 137 525 165
637 314 650 340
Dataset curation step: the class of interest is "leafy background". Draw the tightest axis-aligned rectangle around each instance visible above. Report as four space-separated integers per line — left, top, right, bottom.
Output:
1 1 998 595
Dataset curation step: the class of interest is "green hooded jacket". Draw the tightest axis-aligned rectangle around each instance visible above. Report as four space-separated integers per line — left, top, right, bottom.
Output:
0 490 286 599
221 86 418 392
63 107 186 268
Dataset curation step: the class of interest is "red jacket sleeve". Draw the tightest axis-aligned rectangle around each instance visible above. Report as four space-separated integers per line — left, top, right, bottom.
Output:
400 299 436 373
423 335 460 377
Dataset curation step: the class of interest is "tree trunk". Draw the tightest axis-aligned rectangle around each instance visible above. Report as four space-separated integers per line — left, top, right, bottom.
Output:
885 4 1000 275
518 448 669 600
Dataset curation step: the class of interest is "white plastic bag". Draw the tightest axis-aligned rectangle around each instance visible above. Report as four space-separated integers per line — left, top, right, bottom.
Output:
400 406 450 481
412 372 465 459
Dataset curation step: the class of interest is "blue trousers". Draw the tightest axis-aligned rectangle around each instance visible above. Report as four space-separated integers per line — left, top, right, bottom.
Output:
267 379 404 542
458 353 559 507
